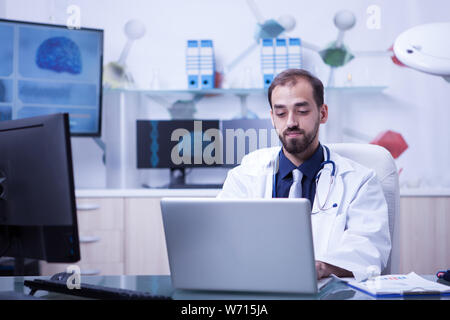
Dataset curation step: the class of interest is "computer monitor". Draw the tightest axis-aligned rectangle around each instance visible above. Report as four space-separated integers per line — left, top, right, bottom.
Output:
137 119 222 188
136 119 279 188
0 113 80 274
0 19 104 136
221 119 279 167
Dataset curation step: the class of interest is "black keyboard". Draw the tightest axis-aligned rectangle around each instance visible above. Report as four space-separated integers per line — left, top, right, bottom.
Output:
24 273 172 300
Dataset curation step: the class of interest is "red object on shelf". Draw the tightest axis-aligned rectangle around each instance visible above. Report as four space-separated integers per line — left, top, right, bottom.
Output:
389 45 406 67
214 71 224 88
370 130 408 159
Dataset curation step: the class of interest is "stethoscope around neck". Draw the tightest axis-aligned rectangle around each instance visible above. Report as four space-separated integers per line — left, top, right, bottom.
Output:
272 145 338 213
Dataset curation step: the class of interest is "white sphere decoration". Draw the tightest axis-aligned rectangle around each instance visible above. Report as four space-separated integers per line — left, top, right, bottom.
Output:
277 14 296 32
124 19 146 40
334 10 356 31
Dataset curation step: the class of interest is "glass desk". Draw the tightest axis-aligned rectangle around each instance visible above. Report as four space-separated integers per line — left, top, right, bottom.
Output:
0 275 448 300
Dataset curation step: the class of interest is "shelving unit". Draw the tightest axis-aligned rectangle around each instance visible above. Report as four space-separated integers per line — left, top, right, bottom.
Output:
103 86 388 96
100 85 388 188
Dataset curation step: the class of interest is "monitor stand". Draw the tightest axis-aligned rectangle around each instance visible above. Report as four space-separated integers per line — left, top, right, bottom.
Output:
0 228 27 276
168 168 223 189
0 170 6 200
14 257 25 276
11 231 25 276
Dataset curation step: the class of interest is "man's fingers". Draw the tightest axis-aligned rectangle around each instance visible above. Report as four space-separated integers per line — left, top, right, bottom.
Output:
316 261 325 279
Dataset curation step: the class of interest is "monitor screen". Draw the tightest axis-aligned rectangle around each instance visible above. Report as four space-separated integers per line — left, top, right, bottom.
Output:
0 19 103 136
137 119 279 169
221 119 279 167
137 119 222 168
0 113 80 264
137 119 279 188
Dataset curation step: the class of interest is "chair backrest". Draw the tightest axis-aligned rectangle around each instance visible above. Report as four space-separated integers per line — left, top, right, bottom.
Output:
327 143 400 274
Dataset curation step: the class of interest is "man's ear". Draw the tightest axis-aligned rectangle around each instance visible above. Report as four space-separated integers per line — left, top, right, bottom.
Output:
320 104 328 124
270 108 275 127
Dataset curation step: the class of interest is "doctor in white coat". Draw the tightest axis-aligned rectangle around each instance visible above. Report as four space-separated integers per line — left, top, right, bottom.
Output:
218 69 391 282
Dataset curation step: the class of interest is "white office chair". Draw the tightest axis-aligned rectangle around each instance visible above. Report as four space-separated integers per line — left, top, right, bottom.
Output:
328 143 400 275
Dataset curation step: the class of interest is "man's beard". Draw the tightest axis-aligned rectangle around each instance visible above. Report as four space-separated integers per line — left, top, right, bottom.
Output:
277 118 320 155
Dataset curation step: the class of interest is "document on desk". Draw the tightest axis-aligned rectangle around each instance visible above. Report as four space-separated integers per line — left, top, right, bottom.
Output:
346 272 450 297
318 277 334 291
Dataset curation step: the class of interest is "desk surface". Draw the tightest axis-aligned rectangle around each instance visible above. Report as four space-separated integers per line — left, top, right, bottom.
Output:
0 274 449 300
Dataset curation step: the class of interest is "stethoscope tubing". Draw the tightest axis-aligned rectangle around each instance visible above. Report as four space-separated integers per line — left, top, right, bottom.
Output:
272 145 337 212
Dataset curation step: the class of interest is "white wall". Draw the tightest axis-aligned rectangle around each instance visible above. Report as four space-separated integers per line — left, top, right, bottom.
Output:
3 0 450 189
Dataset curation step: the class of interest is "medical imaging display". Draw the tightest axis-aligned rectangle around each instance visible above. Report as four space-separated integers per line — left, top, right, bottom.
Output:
137 120 222 168
0 20 103 135
36 37 82 74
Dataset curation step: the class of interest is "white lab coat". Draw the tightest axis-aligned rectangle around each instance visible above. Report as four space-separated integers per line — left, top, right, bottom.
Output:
217 146 391 282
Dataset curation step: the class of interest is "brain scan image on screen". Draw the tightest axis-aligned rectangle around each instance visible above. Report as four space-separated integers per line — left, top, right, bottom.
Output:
18 26 100 82
1 21 105 135
36 37 82 75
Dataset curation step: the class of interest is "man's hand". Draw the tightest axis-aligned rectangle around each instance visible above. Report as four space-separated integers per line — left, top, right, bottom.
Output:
315 261 353 279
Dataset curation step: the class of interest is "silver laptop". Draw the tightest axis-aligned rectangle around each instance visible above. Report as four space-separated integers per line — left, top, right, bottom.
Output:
160 198 332 294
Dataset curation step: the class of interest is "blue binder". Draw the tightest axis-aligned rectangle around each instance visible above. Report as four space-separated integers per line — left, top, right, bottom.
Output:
186 40 200 89
261 38 275 88
260 37 303 88
199 40 215 89
275 38 288 75
288 38 302 69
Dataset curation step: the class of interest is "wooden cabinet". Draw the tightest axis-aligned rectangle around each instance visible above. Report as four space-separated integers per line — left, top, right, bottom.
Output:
398 197 450 274
40 193 450 276
123 198 170 275
121 196 450 276
40 197 125 276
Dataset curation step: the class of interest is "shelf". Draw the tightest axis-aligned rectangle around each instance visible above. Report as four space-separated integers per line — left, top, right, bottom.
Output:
103 86 388 96
101 85 389 130
325 86 388 92
399 188 450 197
103 87 264 96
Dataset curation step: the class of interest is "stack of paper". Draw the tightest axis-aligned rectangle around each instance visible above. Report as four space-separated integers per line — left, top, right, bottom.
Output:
346 272 450 297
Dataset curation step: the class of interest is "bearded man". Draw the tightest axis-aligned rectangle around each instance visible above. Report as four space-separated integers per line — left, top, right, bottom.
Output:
218 69 391 282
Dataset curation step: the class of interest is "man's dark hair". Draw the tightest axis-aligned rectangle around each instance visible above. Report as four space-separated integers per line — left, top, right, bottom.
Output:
268 68 324 109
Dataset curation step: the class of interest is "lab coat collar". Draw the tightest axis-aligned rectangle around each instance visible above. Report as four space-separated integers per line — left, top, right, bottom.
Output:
278 144 324 180
323 145 354 177
310 146 354 214
267 145 355 177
